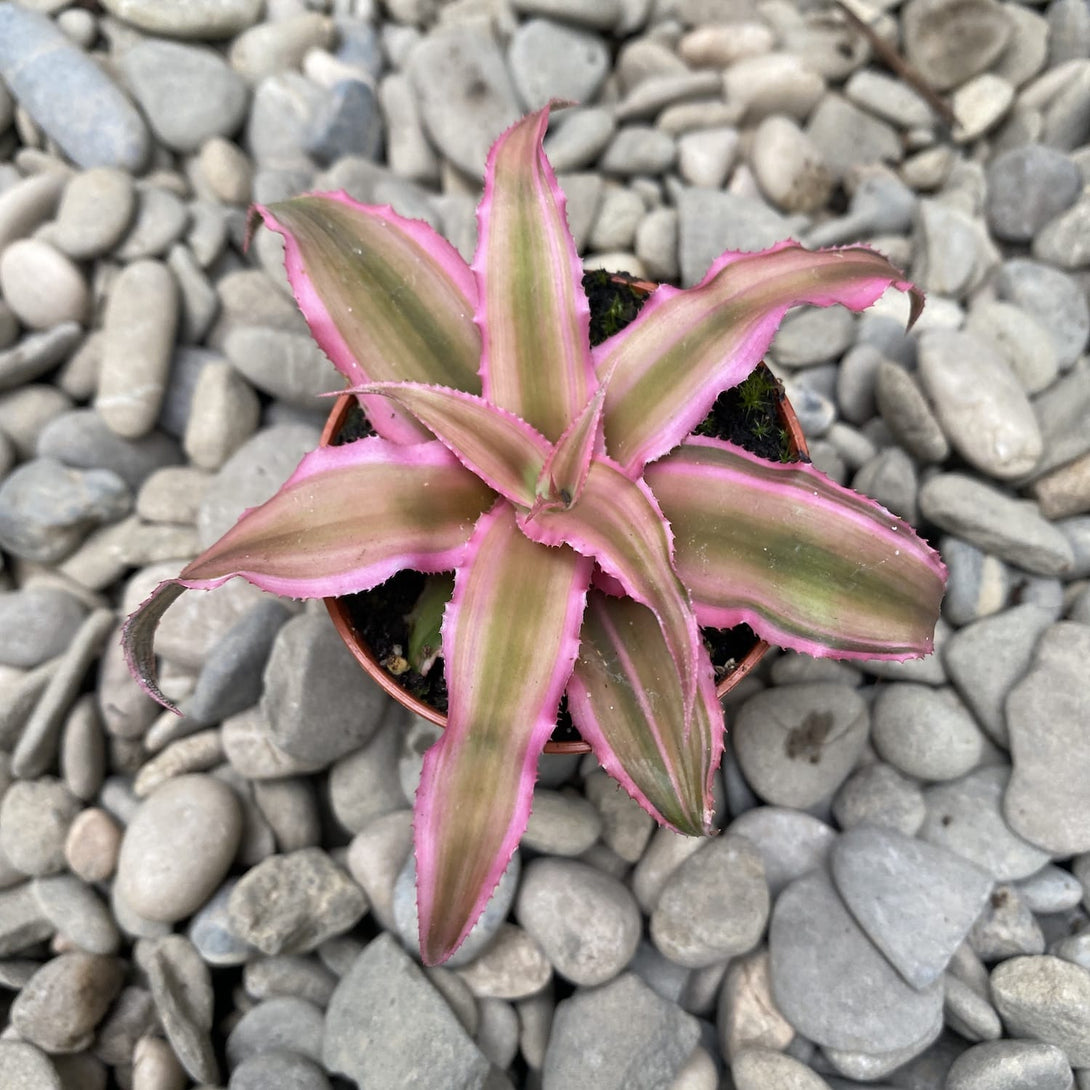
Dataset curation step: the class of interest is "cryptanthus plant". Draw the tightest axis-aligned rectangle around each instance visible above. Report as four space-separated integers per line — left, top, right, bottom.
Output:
124 106 946 965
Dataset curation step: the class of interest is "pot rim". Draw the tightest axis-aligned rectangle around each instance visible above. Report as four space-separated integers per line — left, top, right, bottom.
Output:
320 372 808 755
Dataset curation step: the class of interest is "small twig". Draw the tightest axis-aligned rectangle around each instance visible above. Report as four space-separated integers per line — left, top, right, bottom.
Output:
832 0 957 128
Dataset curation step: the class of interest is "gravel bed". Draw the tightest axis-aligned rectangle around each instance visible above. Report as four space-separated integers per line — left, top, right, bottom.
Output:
1 0 1090 1087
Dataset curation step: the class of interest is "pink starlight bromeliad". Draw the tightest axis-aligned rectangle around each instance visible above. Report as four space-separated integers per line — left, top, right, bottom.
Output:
124 106 946 965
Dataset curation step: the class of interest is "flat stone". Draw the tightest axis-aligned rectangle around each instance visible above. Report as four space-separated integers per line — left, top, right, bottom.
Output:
508 19 609 111
583 770 653 862
732 1050 833 1090
509 0 621 30
942 602 1058 746
677 188 804 286
32 874 120 955
51 167 135 260
769 868 945 1052
0 778 81 877
184 599 289 726
732 683 869 807
0 1041 63 1090
37 408 181 490
952 72 1014 141
985 144 1082 242
227 848 367 956
114 183 189 262
942 534 1009 628
122 40 248 153
995 259 1089 370
182 359 260 470
943 973 1003 1044
917 329 1041 479
187 879 254 966
10 951 123 1054
516 857 640 986
0 238 88 330
751 115 832 214
453 923 552 1001
242 955 337 1008
831 825 994 989
227 1051 331 1090
1034 193 1090 269
225 995 324 1067
521 787 602 856
874 361 950 463
230 13 336 85
99 0 262 37
406 29 521 179
323 933 489 1088
845 69 935 128
676 126 739 191
223 326 341 407
599 126 676 175
96 260 179 440
871 684 985 781
920 766 1051 881
717 948 795 1062
0 882 54 957
723 53 825 124
965 300 1058 396
945 1039 1073 1090
805 94 902 178
115 774 242 922
969 883 1045 961
306 78 383 167
1032 453 1090 520
772 307 855 369
920 474 1073 577
141 935 219 1084
64 807 122 885
725 807 836 896
991 955 1090 1066
0 587 87 668
0 5 149 170
650 835 768 969
902 0 1012 91
344 811 413 933
1005 622 1090 855
851 445 919 523
542 973 700 1090
261 613 389 766
0 322 82 394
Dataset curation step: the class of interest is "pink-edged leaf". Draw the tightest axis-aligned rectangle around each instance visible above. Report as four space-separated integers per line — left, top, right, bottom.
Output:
531 379 607 515
518 456 701 722
121 438 494 712
254 194 481 444
415 502 591 964
474 105 594 441
596 242 924 474
645 436 947 659
350 381 550 508
568 590 723 835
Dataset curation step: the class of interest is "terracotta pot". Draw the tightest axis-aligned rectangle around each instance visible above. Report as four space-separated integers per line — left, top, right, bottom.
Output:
320 372 809 756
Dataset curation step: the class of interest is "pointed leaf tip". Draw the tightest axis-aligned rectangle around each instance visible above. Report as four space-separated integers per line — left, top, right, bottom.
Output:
474 105 594 441
121 580 187 714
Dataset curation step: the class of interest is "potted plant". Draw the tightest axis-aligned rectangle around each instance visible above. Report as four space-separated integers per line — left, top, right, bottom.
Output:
318 274 809 757
123 105 946 965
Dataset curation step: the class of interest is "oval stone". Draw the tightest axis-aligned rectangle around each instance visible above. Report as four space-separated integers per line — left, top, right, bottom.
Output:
916 329 1042 480
115 774 242 922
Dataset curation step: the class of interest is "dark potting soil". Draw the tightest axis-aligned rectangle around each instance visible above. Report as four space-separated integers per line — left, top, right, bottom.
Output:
335 271 800 743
